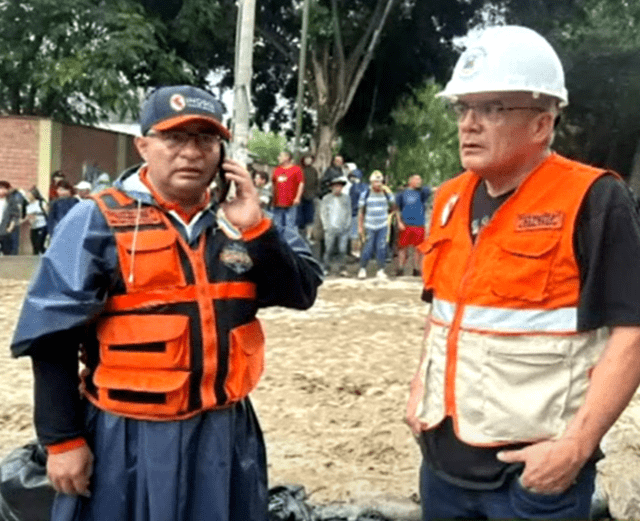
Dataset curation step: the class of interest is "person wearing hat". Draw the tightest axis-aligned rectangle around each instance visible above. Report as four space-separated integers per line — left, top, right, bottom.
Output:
10 85 322 521
74 181 92 199
319 175 351 276
357 170 395 279
405 26 640 520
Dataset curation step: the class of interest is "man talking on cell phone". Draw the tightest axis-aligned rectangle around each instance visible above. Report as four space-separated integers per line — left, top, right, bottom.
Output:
10 85 323 521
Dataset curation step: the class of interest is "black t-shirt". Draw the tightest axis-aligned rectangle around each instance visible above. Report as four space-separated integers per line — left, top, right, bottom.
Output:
421 175 640 489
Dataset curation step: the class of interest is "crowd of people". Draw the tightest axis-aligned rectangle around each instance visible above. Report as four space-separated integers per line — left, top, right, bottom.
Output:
249 152 433 279
5 23 640 521
0 171 111 255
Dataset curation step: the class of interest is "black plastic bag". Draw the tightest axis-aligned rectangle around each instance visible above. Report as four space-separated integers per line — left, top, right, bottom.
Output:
268 485 314 521
0 441 55 521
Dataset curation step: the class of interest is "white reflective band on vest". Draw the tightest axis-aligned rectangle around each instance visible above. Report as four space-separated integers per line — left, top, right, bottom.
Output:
432 298 578 333
432 298 455 324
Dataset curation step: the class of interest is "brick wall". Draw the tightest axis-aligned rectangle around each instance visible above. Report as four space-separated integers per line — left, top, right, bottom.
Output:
0 116 142 254
0 117 39 190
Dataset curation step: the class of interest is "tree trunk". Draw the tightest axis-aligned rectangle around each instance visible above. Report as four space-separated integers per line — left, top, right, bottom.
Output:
315 123 336 174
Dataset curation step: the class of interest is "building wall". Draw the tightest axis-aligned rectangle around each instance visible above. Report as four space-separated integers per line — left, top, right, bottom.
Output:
0 117 40 191
61 124 122 184
0 116 141 254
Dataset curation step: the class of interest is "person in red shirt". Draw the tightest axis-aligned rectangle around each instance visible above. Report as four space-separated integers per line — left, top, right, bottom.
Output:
271 150 304 233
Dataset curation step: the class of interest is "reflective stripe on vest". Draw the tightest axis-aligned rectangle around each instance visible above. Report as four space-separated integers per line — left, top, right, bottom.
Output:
84 188 264 421
433 297 578 333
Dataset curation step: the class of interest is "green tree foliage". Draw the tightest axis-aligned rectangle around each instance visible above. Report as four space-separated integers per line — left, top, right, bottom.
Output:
336 0 483 177
493 0 640 178
387 81 460 188
254 0 401 170
553 0 640 179
0 0 195 125
248 129 287 166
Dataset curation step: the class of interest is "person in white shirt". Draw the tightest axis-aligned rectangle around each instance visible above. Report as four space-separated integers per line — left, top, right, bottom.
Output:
24 187 48 254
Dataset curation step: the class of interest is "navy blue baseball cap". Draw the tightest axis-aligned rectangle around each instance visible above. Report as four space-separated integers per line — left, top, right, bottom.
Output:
140 85 231 139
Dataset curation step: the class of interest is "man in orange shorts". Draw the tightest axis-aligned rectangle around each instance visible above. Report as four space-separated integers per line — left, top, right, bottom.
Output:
395 174 431 276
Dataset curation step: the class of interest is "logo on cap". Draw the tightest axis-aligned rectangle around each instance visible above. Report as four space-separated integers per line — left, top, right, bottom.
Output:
170 94 186 112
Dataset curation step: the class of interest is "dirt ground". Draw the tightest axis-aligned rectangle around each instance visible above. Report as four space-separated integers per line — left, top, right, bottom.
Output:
0 273 426 509
3 267 639 518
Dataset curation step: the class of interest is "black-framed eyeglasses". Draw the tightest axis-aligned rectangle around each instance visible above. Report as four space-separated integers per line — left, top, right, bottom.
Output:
146 130 222 150
450 101 546 124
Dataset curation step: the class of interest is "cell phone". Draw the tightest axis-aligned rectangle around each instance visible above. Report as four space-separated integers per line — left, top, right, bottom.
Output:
215 142 230 202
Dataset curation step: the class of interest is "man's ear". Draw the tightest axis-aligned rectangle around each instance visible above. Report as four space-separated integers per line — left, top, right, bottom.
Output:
531 112 555 146
134 136 148 162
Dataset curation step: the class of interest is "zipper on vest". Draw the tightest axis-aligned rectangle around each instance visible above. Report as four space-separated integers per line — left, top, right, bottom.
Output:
444 223 488 421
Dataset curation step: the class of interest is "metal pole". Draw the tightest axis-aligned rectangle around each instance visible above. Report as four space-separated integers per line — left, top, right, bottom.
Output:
231 0 256 165
293 0 310 160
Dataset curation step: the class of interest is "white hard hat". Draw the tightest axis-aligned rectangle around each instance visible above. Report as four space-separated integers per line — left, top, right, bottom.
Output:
438 25 568 107
75 181 92 190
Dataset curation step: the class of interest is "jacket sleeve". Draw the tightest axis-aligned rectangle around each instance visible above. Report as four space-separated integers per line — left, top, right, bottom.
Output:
11 200 118 446
242 218 322 310
11 200 117 357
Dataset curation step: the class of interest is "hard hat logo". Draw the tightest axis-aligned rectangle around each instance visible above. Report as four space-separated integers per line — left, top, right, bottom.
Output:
459 48 486 78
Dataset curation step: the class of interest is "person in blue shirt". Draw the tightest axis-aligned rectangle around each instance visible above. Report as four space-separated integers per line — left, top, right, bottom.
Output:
357 170 395 279
347 168 367 258
395 174 431 276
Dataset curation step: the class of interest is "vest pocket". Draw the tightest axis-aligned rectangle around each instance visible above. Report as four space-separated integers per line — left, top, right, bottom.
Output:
478 334 569 441
97 314 191 369
93 366 190 418
93 314 191 418
491 235 560 302
225 319 265 401
117 229 187 291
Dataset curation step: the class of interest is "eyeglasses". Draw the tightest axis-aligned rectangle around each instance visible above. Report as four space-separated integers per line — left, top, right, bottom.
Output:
146 130 222 150
450 101 546 124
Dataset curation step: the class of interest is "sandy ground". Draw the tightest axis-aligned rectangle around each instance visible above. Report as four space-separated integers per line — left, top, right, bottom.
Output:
3 268 639 517
0 274 425 509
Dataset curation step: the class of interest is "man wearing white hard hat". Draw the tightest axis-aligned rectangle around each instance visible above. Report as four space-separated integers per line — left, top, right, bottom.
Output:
405 25 640 519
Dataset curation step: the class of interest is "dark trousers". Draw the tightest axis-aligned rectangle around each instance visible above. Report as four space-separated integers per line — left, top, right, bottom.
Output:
30 227 47 254
420 459 596 520
0 234 11 255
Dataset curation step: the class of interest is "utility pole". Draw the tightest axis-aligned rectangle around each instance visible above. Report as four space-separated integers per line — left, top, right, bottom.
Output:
293 0 310 160
230 0 256 165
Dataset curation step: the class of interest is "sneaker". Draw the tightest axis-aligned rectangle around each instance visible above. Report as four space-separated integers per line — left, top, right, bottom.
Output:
376 269 388 280
339 268 349 277
357 268 366 279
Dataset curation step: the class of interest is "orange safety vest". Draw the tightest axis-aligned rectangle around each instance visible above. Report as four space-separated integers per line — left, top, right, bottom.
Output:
417 153 615 445
84 188 268 421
